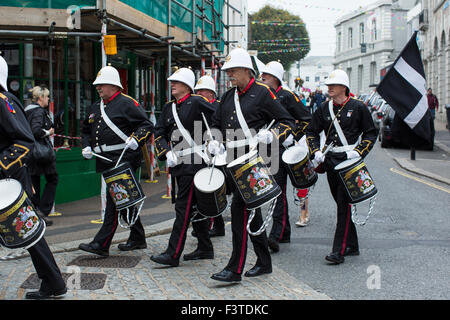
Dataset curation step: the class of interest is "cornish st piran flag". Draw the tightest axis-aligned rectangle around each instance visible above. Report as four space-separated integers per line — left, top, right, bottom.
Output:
377 31 433 145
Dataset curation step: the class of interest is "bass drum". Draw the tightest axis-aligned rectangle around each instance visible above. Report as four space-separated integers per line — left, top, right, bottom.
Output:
334 158 377 204
282 145 318 188
193 167 228 217
226 150 281 210
0 179 46 249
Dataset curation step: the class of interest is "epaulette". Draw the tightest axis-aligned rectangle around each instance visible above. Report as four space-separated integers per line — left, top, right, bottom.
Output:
282 87 300 103
0 92 16 113
255 81 276 100
121 93 139 107
192 94 210 103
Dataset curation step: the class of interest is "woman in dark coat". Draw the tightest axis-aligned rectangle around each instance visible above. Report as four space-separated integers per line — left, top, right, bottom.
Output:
25 86 57 225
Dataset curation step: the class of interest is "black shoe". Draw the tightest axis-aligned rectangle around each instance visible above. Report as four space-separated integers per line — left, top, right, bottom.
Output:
325 252 345 264
209 228 225 237
343 247 360 256
118 241 147 251
244 265 272 277
184 249 214 261
211 269 241 283
267 238 279 253
78 242 109 257
25 287 67 300
150 253 179 267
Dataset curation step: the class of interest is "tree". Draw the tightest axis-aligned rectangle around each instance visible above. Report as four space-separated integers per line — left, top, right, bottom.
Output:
249 5 310 70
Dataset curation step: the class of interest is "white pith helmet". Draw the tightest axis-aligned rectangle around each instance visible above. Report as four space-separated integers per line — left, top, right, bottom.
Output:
325 69 350 89
93 65 123 89
221 47 255 73
0 56 8 91
167 67 195 92
261 61 284 84
194 75 216 95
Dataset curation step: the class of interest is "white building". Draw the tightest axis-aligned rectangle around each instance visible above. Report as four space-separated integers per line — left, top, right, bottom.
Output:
419 0 450 122
333 0 416 95
287 56 334 93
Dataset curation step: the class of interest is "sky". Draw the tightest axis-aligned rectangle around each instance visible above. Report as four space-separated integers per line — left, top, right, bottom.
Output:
247 0 380 57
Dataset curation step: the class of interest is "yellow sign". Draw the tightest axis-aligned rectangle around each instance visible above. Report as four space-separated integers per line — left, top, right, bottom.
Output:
104 35 117 55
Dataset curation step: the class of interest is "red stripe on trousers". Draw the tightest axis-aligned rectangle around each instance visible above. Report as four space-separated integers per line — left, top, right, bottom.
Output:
238 207 248 274
174 182 194 258
102 210 118 248
279 185 287 241
340 204 351 256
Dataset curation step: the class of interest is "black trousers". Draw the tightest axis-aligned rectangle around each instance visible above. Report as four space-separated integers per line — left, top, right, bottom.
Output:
225 190 272 274
326 170 359 255
31 173 58 216
269 163 290 242
93 166 146 249
166 175 213 260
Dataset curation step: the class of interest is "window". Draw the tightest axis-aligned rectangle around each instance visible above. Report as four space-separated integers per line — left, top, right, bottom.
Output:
349 28 353 48
315 76 320 82
337 32 342 52
370 62 377 84
360 23 365 44
371 19 377 41
305 76 310 82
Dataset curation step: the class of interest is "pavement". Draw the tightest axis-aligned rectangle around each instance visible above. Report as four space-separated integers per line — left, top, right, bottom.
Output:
0 119 448 301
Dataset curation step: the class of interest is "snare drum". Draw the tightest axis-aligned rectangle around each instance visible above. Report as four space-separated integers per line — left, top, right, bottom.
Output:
193 167 228 217
334 158 377 204
226 150 281 210
282 145 318 188
0 179 46 249
102 162 146 227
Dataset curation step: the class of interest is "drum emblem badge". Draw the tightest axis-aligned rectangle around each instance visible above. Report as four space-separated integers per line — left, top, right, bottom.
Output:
110 182 130 205
354 169 375 194
12 205 39 239
247 167 273 196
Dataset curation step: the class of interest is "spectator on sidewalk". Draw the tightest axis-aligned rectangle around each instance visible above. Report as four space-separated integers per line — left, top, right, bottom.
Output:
295 188 310 227
24 86 58 227
427 88 439 120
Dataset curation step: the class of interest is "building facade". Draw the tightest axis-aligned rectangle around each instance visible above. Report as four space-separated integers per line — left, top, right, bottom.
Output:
287 56 334 93
333 0 416 95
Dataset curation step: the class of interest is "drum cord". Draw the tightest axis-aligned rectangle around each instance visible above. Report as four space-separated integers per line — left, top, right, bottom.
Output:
118 200 144 228
351 196 376 226
246 198 276 236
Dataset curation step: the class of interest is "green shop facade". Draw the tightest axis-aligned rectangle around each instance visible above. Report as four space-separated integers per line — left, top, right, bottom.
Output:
0 0 226 204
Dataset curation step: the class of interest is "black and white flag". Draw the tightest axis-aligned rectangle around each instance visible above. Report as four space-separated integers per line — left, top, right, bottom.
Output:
377 31 433 145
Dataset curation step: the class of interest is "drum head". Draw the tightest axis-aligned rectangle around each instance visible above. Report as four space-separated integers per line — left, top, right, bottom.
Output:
227 150 258 168
0 179 22 210
282 146 308 164
194 167 225 192
334 157 362 170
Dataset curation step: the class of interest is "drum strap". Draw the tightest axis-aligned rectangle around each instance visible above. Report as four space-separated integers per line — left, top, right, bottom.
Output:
171 103 210 163
98 100 127 151
227 90 257 149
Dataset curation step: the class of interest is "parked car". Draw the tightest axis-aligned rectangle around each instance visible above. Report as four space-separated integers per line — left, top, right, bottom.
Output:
372 100 389 135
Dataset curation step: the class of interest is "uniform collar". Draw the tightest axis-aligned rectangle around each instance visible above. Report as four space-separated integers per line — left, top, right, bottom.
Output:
237 78 255 96
103 91 121 105
333 95 351 108
276 85 282 93
176 93 191 105
209 98 216 104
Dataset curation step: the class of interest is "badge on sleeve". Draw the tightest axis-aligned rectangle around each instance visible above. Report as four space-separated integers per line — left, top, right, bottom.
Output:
0 93 15 114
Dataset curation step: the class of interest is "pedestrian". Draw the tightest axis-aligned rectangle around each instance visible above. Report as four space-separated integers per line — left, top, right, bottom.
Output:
0 56 66 299
260 61 311 253
427 88 439 120
78 65 154 256
309 91 316 114
306 69 377 264
24 86 57 227
314 89 325 113
295 188 310 227
194 75 225 238
150 67 216 267
208 48 295 282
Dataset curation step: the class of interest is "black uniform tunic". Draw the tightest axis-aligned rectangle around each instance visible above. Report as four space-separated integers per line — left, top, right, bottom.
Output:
210 78 295 274
269 86 311 244
154 93 216 260
0 91 65 295
305 97 377 256
81 92 154 249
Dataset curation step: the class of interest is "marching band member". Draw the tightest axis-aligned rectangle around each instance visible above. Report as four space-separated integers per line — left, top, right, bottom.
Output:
151 67 216 267
305 69 376 264
193 75 225 238
260 61 311 253
79 65 154 256
209 48 295 282
0 56 66 299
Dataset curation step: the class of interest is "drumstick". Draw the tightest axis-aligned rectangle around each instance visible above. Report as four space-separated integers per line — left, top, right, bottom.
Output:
201 112 214 140
322 142 335 156
208 156 216 185
91 152 113 162
115 145 129 168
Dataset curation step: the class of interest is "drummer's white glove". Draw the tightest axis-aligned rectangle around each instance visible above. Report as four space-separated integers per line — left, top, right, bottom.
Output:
313 150 325 164
165 150 178 168
208 140 225 155
346 150 360 160
282 134 294 148
125 136 139 150
256 129 274 144
82 146 93 159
